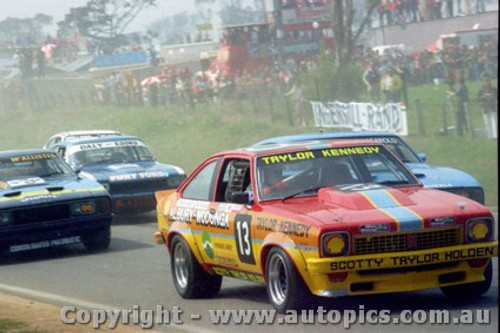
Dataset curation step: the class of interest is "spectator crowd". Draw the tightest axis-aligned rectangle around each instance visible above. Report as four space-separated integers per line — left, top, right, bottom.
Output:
2 0 497 137
374 0 490 28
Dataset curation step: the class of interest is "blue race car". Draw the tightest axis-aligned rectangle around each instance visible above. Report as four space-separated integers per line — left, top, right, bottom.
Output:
51 135 186 213
43 130 121 150
253 131 485 204
0 150 112 256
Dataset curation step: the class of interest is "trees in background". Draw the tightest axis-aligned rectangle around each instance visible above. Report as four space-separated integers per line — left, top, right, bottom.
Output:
57 0 156 49
0 14 53 46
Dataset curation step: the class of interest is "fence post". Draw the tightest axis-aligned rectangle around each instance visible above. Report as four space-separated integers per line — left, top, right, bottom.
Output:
414 98 426 136
284 96 294 126
268 89 275 123
464 101 475 138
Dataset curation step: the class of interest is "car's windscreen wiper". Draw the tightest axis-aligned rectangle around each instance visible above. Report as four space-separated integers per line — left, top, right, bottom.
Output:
282 186 322 202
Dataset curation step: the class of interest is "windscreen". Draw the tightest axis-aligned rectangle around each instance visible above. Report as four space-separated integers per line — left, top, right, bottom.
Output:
66 140 154 168
0 152 74 183
256 145 419 201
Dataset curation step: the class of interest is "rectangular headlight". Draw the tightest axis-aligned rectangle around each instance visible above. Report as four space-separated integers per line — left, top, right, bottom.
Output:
70 202 96 216
0 211 13 226
321 232 350 257
466 218 493 243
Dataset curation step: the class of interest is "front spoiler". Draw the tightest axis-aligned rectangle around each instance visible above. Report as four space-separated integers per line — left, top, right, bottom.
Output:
307 242 498 273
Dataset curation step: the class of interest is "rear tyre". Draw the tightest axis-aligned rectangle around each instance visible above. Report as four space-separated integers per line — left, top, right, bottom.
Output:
170 235 222 298
441 260 492 298
265 247 313 313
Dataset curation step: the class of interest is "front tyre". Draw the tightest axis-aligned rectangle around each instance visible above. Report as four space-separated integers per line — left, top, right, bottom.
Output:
265 247 313 313
170 235 222 299
441 260 492 298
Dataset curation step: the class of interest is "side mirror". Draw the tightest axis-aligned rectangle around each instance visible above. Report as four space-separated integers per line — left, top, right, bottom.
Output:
417 153 427 162
231 191 251 205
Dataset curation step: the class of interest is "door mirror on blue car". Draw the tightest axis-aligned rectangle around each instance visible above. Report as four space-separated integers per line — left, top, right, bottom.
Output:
417 153 427 162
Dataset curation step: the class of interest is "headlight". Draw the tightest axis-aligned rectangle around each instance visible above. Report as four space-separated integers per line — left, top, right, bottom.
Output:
70 202 96 216
466 218 493 242
321 232 350 257
96 197 111 214
0 211 13 226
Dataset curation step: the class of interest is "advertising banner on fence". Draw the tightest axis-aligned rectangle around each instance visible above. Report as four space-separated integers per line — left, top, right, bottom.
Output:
310 101 408 136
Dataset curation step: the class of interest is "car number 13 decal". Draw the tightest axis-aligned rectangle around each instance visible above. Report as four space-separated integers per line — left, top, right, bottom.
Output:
234 214 256 265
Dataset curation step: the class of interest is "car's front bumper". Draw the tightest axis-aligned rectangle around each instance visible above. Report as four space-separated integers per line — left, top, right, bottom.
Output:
305 242 498 297
0 216 112 255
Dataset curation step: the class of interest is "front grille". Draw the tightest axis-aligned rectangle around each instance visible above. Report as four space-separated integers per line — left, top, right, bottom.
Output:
12 203 70 226
354 227 461 255
442 188 484 204
109 179 168 193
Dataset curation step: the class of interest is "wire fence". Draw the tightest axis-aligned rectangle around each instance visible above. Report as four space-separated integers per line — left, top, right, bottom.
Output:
1 76 496 140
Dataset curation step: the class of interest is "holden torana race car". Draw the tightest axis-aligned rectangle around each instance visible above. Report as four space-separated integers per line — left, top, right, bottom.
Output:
0 150 112 256
154 140 497 312
253 131 486 204
43 130 121 150
50 135 186 213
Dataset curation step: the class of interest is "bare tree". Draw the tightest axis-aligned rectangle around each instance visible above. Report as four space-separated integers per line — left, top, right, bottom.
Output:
58 0 157 47
332 0 378 66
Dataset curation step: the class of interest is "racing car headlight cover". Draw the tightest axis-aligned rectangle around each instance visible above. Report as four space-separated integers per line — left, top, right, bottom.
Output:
321 232 350 257
0 211 13 226
466 218 493 243
70 201 96 216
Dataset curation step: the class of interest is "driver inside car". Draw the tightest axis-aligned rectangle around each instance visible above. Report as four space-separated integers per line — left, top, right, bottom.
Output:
262 166 289 196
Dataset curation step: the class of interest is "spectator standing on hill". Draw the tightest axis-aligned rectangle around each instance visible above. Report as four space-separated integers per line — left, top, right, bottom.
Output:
477 75 497 139
419 0 429 21
476 0 485 13
37 48 45 78
395 61 409 106
464 0 471 14
447 76 469 136
381 68 402 102
455 0 462 15
362 61 381 102
284 77 306 127
21 47 33 79
406 0 420 22
445 0 454 17
149 45 158 68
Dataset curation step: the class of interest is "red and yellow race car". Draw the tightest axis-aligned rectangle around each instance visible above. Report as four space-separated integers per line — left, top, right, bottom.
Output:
154 140 497 312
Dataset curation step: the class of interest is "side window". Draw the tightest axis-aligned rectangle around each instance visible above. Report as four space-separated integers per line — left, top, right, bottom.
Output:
217 159 251 203
364 154 406 183
183 161 218 201
57 148 66 159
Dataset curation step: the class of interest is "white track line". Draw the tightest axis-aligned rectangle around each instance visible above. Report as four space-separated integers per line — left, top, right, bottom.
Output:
0 283 218 333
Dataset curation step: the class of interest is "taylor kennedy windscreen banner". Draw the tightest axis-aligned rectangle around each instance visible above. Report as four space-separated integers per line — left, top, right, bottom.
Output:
309 101 409 136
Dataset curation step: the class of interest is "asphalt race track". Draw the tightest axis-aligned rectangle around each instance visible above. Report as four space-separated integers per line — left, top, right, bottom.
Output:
0 212 498 333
